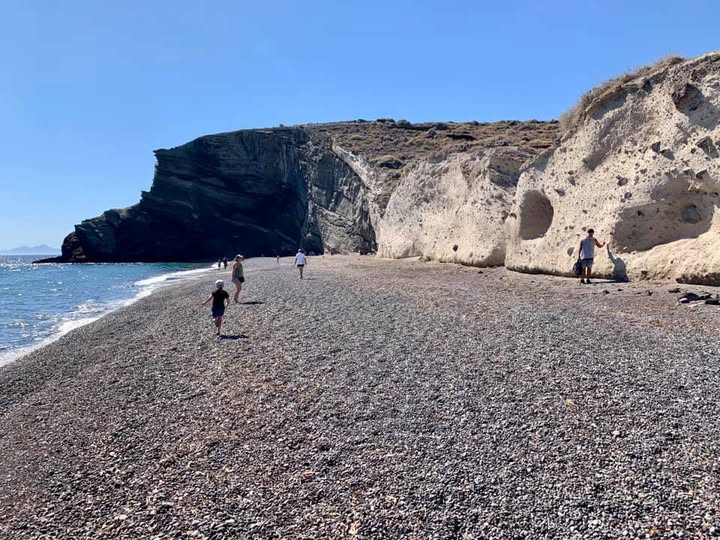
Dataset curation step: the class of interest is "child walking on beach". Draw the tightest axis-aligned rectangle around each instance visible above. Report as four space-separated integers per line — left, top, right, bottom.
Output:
202 280 230 336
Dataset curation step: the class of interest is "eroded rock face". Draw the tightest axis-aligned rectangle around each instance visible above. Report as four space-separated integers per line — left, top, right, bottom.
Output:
506 52 720 284
373 148 533 266
324 121 557 266
56 120 557 263
60 129 375 261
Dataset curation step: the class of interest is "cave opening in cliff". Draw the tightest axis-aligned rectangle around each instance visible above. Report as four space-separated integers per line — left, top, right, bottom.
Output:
518 190 554 240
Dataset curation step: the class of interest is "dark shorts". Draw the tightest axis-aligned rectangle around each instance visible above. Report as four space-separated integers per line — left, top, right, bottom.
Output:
297 264 304 268
211 307 225 318
580 258 594 270
232 277 245 284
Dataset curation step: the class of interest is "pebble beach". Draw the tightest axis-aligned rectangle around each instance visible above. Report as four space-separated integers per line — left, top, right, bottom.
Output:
1 256 719 539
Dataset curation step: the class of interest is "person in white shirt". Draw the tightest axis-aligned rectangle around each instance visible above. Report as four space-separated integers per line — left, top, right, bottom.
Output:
294 249 307 279
577 229 606 284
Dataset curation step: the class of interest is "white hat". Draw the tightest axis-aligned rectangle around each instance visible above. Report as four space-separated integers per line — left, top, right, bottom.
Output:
215 280 224 289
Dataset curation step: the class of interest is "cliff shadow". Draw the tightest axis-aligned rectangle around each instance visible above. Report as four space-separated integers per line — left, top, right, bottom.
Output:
607 246 628 282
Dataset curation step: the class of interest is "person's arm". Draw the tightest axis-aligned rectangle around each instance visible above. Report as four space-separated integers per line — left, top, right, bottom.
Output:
595 238 605 248
202 295 212 306
225 294 231 308
578 241 583 260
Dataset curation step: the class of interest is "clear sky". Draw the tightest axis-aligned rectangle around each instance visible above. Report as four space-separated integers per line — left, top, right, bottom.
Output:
0 0 717 248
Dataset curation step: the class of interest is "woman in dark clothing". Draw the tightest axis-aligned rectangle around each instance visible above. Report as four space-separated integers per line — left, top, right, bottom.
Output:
231 255 245 303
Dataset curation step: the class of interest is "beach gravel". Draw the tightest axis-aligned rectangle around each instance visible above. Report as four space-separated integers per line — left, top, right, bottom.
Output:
1 256 720 539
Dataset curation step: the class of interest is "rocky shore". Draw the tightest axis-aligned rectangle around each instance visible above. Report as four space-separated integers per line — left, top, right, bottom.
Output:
1 256 719 538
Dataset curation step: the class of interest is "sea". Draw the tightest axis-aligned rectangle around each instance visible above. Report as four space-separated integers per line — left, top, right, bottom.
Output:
0 255 211 366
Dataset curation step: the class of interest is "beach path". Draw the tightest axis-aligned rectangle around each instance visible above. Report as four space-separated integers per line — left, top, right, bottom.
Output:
1 256 719 538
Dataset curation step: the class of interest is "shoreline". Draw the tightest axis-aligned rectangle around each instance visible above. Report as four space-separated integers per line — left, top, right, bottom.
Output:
0 263 217 368
0 257 290 383
1 256 720 537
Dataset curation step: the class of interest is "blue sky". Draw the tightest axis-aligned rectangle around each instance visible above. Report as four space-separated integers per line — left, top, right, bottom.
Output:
0 0 717 248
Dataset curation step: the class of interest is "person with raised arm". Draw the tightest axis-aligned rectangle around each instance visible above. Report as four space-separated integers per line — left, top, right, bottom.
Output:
577 229 606 284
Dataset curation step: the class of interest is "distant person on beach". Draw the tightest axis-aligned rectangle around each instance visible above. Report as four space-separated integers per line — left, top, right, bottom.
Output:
202 280 230 336
577 229 606 284
217 260 221 269
231 255 245 302
222 257 228 270
294 249 306 279
276 253 280 265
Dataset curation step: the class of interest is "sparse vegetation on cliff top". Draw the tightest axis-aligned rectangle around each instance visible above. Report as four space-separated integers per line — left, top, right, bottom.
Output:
559 55 685 136
303 119 560 169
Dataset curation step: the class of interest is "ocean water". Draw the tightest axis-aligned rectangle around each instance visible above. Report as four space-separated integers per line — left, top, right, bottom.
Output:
0 256 210 366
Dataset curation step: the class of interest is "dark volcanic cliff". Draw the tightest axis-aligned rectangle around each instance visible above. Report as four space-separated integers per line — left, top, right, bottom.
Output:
55 120 558 263
61 129 375 261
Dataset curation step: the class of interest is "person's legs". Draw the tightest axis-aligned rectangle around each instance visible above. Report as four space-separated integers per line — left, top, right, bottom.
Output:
216 314 223 335
299 266 304 279
580 259 591 284
233 281 242 303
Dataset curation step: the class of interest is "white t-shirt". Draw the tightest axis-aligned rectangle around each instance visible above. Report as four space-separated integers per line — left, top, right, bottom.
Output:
580 237 596 259
295 253 306 265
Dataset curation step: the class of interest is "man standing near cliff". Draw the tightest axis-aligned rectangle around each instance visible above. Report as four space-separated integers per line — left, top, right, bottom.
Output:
578 229 606 284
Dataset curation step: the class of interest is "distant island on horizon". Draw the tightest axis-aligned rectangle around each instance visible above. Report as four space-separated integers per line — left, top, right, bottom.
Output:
0 245 61 255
